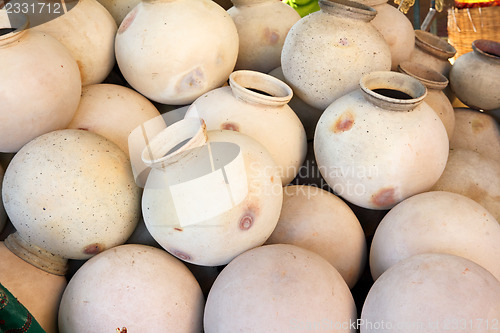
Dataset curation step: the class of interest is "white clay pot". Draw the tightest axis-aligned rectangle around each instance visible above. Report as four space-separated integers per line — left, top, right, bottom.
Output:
0 14 81 153
227 0 300 73
67 83 161 156
33 0 117 86
265 185 366 288
2 129 141 260
369 191 500 281
357 0 415 70
314 71 449 210
450 39 500 111
398 61 455 139
281 0 392 110
185 70 307 186
361 253 500 333
141 118 283 266
58 244 204 332
115 0 239 105
204 244 357 332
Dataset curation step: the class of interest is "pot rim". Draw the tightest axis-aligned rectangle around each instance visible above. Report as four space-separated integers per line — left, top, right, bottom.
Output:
414 30 456 60
472 39 500 61
398 61 448 90
319 0 377 22
0 13 29 46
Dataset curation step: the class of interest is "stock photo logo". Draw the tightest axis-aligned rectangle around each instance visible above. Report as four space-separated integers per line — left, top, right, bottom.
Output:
1 0 79 29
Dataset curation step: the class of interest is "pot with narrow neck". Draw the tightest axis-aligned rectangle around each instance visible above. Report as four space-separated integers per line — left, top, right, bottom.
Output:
281 0 392 110
409 30 456 77
314 71 449 210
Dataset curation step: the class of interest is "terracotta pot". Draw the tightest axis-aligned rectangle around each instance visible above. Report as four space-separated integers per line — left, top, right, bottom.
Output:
185 70 307 186
357 0 415 70
227 0 300 73
33 0 117 86
115 0 239 105
58 244 204 332
449 39 500 111
0 14 81 153
141 117 283 266
67 83 161 156
95 0 141 25
314 71 449 210
204 244 357 332
408 30 456 77
281 0 391 110
0 239 67 333
2 129 141 260
265 185 367 288
398 61 455 139
370 191 500 281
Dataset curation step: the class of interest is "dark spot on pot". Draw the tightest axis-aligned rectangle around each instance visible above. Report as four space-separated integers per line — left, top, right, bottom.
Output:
263 27 280 45
221 122 240 132
118 7 138 34
174 227 183 232
78 128 88 131
332 111 355 133
177 67 204 93
471 118 488 134
371 187 396 207
173 250 191 261
239 203 259 230
84 243 103 255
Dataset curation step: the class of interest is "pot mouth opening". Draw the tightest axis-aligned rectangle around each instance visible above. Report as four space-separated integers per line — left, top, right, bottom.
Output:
473 39 500 58
0 13 29 43
398 61 448 89
415 30 456 58
319 0 377 21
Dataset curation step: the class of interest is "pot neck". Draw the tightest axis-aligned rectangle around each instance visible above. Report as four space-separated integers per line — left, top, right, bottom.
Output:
414 30 456 60
319 0 377 22
141 117 208 169
398 61 448 91
0 13 29 47
360 71 427 111
229 70 293 107
472 39 500 63
5 232 68 276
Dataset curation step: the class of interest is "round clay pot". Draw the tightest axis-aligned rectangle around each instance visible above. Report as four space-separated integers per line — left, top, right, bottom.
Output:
185 70 307 185
95 0 141 25
141 118 283 266
2 129 141 260
115 0 239 105
227 0 300 73
450 39 500 111
361 253 500 333
58 244 204 332
408 29 456 77
67 83 161 156
357 0 415 70
314 71 449 210
398 61 455 139
281 0 391 110
204 244 357 332
33 0 117 86
369 191 500 281
265 185 367 288
0 14 81 153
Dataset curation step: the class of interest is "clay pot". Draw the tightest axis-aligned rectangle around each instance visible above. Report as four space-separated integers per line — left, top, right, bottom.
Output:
361 253 500 333
2 129 141 260
450 39 500 111
281 0 391 110
268 66 323 141
0 14 81 153
185 70 307 186
265 185 367 288
357 0 415 70
370 191 500 281
408 30 456 78
451 108 500 162
67 83 161 156
58 244 204 332
95 0 141 25
0 240 67 333
398 61 455 139
204 244 357 332
314 71 449 210
141 117 283 266
33 0 117 86
115 0 239 105
431 148 500 222
227 0 300 73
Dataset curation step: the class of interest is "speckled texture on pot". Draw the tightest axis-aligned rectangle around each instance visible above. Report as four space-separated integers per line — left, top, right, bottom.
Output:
2 129 141 260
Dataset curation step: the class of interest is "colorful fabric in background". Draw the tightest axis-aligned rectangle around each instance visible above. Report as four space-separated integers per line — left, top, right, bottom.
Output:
283 0 321 17
0 283 45 333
